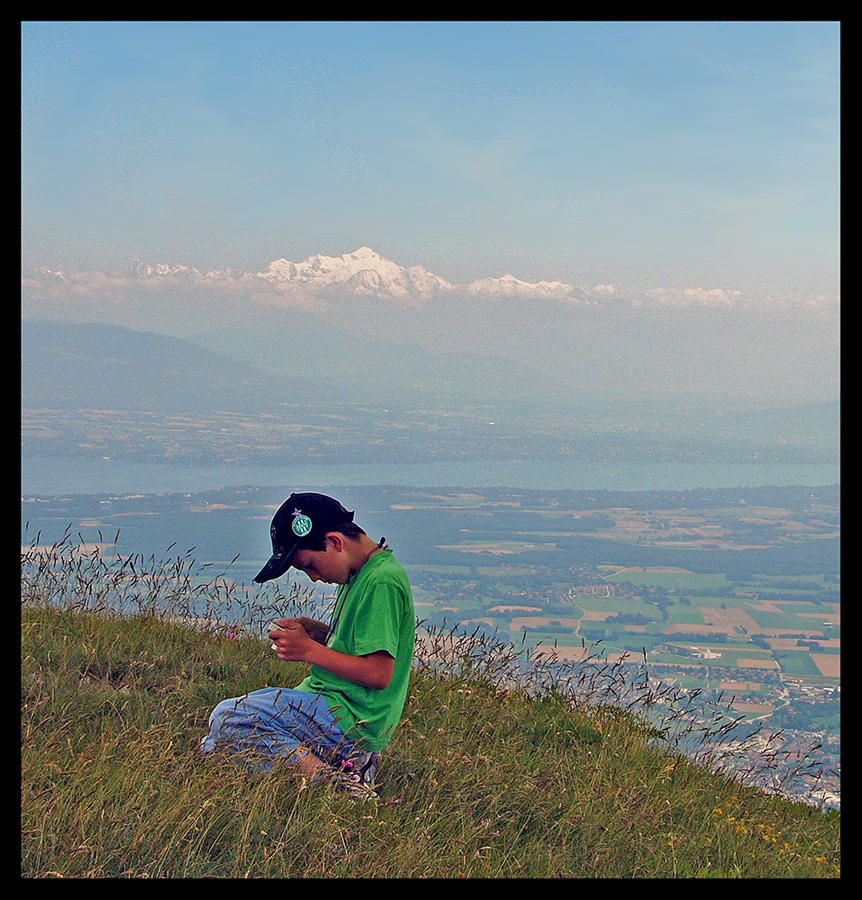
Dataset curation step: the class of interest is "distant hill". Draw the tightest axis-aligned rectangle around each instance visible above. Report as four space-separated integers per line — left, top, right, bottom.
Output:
21 320 308 413
192 307 551 409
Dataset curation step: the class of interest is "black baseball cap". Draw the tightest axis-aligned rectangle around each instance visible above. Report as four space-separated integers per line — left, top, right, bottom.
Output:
253 492 356 583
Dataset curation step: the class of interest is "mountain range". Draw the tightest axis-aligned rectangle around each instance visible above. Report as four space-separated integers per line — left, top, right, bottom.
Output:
21 318 840 462
24 245 840 410
126 246 607 304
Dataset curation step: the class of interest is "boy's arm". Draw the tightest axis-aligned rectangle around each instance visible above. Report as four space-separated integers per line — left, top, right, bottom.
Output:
269 619 395 690
304 643 395 690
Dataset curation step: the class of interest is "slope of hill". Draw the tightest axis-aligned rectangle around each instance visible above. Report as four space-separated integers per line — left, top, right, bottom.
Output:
21 320 308 413
21 544 841 878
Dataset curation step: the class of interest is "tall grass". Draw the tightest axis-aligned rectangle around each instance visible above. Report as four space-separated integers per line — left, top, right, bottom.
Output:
21 532 840 878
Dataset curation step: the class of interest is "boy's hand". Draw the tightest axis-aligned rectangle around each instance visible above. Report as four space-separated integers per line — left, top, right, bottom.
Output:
268 619 395 690
268 619 315 662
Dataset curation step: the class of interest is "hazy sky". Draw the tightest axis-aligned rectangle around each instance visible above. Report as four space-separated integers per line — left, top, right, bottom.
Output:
22 20 840 299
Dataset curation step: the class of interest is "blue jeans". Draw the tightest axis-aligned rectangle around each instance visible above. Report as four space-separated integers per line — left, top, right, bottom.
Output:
200 687 359 774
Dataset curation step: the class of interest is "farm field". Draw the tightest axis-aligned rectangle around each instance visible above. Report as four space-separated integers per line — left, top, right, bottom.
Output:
386 483 839 785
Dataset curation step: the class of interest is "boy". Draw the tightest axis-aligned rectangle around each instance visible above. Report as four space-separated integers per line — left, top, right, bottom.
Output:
200 492 415 800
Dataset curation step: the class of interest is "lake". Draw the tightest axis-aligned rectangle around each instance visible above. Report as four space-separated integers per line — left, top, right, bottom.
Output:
21 454 841 498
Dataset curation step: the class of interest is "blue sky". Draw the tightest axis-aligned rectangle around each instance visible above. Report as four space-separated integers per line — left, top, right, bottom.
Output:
22 20 840 298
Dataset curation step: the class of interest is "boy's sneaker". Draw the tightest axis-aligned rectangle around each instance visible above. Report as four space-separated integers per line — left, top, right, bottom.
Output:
330 751 381 801
353 751 381 790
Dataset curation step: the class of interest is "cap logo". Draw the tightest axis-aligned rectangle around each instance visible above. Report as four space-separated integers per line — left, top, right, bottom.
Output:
291 509 313 537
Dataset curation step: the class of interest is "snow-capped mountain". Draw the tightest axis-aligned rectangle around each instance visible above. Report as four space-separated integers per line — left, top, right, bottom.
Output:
257 247 453 300
125 246 594 303
464 273 581 301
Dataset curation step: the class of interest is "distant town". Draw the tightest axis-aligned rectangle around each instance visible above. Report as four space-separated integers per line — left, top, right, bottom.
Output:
21 397 840 470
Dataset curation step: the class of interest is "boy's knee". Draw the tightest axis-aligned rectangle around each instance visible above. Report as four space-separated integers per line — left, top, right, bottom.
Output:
208 695 247 729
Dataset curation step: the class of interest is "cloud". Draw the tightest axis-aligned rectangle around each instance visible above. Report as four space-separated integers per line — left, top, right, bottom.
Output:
22 246 839 317
640 285 839 309
641 287 744 308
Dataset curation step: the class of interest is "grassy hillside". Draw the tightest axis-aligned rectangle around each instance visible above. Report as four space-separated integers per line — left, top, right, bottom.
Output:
21 540 839 878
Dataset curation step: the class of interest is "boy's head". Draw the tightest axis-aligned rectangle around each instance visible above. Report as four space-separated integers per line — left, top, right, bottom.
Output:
253 492 365 583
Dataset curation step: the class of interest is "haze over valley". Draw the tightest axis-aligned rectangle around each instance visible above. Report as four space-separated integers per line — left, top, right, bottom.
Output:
24 245 839 412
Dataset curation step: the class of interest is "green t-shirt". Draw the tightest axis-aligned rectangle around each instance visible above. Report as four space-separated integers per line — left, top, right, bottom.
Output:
295 549 414 752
